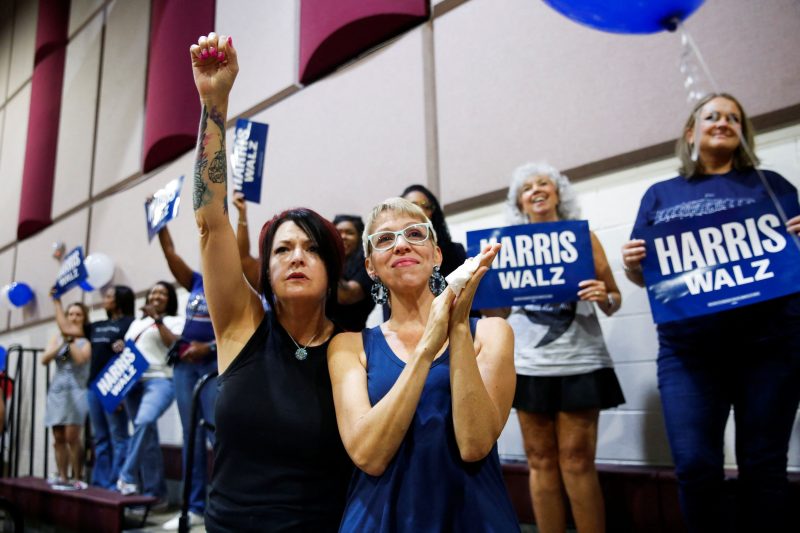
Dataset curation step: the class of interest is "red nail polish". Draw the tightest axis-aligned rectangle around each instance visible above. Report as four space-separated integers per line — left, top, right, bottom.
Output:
209 46 216 55
200 49 209 58
217 51 225 61
227 36 233 47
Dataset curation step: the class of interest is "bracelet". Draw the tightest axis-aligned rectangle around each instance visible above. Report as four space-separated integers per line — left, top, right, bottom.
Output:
238 220 247 226
607 293 616 309
154 317 164 326
623 263 642 273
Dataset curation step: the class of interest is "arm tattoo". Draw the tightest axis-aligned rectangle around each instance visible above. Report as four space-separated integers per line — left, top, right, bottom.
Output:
194 174 212 210
208 149 227 183
209 106 225 132
193 104 227 211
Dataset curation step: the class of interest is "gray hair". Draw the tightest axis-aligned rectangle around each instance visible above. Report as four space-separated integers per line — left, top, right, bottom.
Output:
505 162 581 224
362 197 438 255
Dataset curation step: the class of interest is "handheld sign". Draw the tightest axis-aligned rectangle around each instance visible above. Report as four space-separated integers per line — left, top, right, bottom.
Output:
145 176 184 242
230 118 269 203
636 197 800 324
52 246 88 298
91 340 149 413
466 221 595 308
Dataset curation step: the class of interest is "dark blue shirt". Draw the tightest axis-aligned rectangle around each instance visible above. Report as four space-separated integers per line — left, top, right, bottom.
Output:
181 272 215 343
339 320 519 532
631 168 800 349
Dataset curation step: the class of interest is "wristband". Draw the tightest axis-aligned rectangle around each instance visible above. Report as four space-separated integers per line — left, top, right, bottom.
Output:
154 317 164 326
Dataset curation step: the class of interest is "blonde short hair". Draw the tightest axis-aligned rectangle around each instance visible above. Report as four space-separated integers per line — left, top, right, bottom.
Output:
362 197 438 255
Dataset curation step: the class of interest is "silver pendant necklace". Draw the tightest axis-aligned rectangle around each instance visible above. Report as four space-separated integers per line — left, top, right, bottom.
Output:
286 328 321 361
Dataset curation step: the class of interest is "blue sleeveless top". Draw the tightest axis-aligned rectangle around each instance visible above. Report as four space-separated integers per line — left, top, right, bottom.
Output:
339 319 520 532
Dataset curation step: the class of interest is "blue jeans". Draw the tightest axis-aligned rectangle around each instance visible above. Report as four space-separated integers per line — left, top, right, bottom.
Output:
173 357 217 515
87 389 130 489
657 335 800 533
120 377 175 498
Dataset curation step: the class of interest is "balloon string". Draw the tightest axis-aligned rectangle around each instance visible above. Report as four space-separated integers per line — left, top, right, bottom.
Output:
676 20 799 252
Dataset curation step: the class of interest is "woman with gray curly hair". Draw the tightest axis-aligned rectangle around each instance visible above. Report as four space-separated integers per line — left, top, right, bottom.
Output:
502 162 624 533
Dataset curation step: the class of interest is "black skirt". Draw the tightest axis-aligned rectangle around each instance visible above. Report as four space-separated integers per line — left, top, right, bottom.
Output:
513 367 625 414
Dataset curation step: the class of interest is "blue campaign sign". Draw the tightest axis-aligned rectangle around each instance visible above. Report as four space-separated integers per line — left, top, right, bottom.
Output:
145 176 184 242
91 340 149 413
52 246 88 298
230 118 269 204
636 197 800 324
466 220 596 308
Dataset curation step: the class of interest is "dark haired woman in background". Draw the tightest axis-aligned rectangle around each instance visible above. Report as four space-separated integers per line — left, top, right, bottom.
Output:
115 281 183 504
43 302 91 488
53 285 136 489
402 184 467 277
190 32 352 531
622 93 800 532
328 214 374 331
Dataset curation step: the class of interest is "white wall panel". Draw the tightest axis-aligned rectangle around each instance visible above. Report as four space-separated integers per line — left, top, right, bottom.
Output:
52 16 103 218
237 28 428 228
598 314 658 365
215 0 299 118
597 411 673 465
434 0 800 205
10 210 89 328
0 0 14 103
0 85 31 248
68 0 104 37
92 0 149 195
0 248 14 332
613 361 659 411
89 151 198 295
6 0 37 97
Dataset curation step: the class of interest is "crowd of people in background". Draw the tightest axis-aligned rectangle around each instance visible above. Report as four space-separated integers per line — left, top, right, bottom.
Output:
28 33 800 533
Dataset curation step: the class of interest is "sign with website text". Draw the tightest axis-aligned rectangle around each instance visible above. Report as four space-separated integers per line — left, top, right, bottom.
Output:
230 118 269 204
635 197 800 324
52 246 88 297
91 340 149 413
145 176 184 242
466 220 595 308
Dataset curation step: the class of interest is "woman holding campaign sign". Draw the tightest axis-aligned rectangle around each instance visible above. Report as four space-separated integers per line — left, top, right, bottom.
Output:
115 281 183 504
53 286 135 490
502 162 623 533
189 33 353 531
329 197 519 531
621 93 800 533
42 302 91 489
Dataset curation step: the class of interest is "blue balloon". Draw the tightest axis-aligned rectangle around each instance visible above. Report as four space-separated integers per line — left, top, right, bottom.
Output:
542 0 705 34
79 279 95 291
7 282 35 307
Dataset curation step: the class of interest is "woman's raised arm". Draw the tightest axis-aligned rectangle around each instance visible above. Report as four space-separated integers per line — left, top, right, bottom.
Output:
190 33 262 371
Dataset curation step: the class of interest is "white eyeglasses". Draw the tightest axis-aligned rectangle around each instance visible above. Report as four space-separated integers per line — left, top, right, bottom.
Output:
367 223 433 251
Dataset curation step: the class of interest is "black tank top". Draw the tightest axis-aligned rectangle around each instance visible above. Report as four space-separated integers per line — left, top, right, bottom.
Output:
206 312 353 532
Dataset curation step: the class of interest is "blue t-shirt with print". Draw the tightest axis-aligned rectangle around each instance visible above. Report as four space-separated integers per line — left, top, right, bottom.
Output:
631 168 800 349
181 272 215 343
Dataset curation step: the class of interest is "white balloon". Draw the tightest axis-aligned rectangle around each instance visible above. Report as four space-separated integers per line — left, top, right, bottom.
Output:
0 284 10 310
84 253 115 290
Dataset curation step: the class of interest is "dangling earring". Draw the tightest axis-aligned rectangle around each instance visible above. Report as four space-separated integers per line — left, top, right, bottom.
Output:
370 277 389 305
429 265 447 296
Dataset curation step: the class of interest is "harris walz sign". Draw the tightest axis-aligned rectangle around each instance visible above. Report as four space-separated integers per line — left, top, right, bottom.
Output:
466 220 595 309
636 197 800 324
